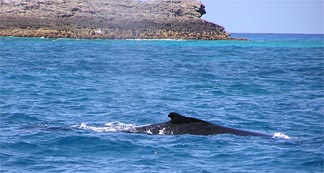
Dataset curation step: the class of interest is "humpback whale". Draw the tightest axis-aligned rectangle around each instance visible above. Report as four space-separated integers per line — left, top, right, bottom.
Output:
134 112 270 137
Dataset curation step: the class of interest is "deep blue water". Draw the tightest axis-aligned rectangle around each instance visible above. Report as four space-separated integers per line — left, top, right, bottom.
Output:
0 34 323 172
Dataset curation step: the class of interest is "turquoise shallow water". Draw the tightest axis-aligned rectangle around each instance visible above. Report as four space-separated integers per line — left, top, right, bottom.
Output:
0 34 323 172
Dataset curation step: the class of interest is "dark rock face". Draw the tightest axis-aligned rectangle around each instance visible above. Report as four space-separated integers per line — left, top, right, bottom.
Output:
0 0 235 40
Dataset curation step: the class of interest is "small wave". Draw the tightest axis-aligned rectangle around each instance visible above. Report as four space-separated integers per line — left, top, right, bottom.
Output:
72 121 136 133
272 132 290 139
1 113 41 123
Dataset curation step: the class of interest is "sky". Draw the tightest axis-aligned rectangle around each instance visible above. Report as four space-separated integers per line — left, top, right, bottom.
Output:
201 0 324 34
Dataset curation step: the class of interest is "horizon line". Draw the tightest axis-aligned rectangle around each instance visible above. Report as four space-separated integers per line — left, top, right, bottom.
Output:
230 32 324 35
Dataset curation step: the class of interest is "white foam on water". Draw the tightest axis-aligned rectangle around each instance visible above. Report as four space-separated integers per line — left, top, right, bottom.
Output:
73 121 136 133
272 132 290 139
146 129 153 135
158 128 166 135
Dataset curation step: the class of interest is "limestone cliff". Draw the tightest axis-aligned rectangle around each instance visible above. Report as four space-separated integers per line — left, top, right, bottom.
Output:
0 0 235 40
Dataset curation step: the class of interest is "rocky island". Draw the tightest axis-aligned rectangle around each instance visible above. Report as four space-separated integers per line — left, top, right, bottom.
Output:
0 0 238 40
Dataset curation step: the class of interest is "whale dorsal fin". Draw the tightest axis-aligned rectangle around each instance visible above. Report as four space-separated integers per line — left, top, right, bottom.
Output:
168 112 207 124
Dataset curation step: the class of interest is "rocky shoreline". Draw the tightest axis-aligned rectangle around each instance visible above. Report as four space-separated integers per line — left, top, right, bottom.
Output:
0 0 242 40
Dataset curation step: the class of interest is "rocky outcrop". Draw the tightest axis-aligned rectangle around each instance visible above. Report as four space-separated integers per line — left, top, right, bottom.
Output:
0 0 236 40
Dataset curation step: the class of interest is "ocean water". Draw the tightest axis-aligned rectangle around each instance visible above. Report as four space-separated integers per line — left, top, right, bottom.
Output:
0 34 323 172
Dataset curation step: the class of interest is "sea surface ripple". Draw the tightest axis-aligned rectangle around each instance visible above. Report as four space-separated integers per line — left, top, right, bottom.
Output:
0 34 323 172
